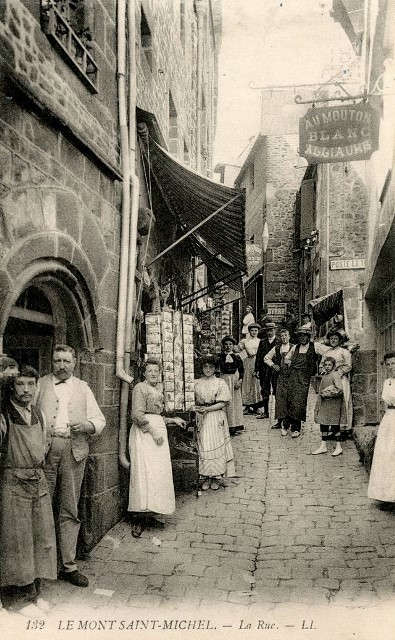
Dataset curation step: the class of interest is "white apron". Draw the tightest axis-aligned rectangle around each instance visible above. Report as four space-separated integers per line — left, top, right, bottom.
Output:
128 414 175 515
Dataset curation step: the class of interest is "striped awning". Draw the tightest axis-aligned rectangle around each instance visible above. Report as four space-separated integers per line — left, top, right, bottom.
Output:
308 290 344 326
146 140 247 275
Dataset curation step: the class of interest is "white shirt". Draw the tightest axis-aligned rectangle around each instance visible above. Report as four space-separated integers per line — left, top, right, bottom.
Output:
51 375 106 436
52 375 73 435
264 343 292 367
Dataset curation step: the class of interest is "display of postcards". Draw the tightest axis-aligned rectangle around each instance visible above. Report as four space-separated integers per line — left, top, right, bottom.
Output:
184 365 194 374
163 361 174 372
161 321 173 332
162 344 174 356
174 393 184 410
146 327 161 338
162 330 174 342
146 334 161 346
173 369 184 386
147 346 162 355
162 311 173 323
163 372 175 381
164 381 175 392
164 390 175 402
145 314 161 325
173 353 183 367
184 393 195 403
184 373 194 383
184 382 194 392
165 400 175 412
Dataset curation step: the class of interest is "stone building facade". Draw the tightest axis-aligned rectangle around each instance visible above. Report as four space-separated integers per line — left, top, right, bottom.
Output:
0 0 221 548
302 0 395 440
235 132 304 324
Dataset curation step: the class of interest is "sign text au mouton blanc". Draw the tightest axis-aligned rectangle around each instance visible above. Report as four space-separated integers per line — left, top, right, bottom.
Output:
299 103 380 164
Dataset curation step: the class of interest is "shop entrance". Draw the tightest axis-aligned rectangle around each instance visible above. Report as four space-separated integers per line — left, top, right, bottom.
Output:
3 277 87 377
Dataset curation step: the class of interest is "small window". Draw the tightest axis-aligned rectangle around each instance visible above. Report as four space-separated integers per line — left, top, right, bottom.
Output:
40 0 98 93
140 6 153 72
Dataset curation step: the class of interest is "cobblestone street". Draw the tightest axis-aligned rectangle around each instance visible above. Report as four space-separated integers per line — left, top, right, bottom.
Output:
7 389 395 639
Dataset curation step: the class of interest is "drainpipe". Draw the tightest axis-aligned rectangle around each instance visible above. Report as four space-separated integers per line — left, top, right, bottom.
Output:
195 1 204 173
116 0 139 469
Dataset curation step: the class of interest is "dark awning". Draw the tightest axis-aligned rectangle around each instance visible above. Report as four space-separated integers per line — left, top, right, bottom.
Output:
308 290 344 326
145 139 247 274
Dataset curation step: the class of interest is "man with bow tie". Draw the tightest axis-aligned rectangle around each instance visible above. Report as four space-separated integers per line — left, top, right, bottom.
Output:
37 345 105 588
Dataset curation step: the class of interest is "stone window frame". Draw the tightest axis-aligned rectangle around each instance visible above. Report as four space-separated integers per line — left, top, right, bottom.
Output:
40 0 98 94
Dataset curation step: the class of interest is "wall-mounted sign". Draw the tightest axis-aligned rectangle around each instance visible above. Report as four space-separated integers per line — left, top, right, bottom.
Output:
330 258 366 270
267 302 287 322
246 243 262 275
299 103 380 164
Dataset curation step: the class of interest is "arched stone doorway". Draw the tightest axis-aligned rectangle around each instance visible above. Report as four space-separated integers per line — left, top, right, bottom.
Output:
2 268 97 376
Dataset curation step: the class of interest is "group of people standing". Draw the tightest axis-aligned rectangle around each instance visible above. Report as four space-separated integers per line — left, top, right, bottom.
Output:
238 306 354 452
0 346 106 618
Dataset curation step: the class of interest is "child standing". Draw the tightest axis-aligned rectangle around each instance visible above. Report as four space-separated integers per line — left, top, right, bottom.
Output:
312 357 343 457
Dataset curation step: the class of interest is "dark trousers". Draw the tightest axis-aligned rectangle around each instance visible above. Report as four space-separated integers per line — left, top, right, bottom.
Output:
1 578 41 610
259 369 277 415
288 418 301 433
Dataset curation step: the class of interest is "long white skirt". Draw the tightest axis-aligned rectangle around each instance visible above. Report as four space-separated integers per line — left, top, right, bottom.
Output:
368 410 395 502
128 414 175 514
197 409 236 478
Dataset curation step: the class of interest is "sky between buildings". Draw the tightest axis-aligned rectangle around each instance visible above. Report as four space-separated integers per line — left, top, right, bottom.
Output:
214 0 354 167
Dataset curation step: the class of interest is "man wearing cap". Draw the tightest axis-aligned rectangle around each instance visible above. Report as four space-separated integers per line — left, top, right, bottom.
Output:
284 327 328 437
255 322 279 419
37 344 106 588
264 327 294 432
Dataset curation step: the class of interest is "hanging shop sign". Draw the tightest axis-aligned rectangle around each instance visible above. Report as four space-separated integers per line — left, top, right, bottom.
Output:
330 258 366 270
299 103 380 164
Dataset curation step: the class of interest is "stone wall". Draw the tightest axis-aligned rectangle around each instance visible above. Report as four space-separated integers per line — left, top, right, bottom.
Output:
315 162 375 427
136 0 218 173
0 0 120 171
265 135 305 316
0 0 220 547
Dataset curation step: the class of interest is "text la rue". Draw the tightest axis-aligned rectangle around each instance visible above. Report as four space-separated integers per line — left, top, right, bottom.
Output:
239 620 316 630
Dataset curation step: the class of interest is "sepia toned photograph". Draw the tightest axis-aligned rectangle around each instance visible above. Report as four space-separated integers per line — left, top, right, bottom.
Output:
0 1 394 638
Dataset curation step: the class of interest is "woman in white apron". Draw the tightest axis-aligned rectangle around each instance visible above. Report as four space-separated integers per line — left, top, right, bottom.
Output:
128 359 186 537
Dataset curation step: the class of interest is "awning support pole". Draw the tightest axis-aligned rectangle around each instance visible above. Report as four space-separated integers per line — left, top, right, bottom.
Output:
199 295 244 314
146 192 243 267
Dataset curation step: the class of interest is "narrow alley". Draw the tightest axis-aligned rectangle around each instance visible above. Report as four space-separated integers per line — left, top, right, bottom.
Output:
19 388 393 639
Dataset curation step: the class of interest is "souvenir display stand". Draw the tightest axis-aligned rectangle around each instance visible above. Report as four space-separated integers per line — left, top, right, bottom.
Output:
145 310 199 494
